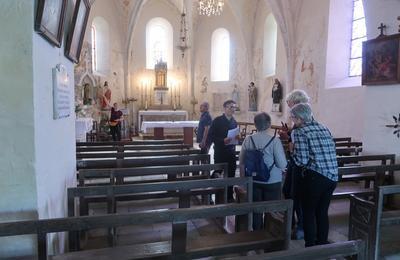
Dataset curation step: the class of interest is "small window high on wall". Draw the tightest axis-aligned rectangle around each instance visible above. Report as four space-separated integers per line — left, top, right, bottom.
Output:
263 14 278 77
211 28 230 82
91 17 110 76
349 0 366 77
146 17 173 69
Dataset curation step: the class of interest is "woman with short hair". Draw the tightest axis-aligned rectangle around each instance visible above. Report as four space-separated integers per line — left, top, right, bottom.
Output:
239 112 287 230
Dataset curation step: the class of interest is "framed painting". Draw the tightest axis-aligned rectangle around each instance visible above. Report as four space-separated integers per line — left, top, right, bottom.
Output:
65 0 91 63
362 34 400 85
35 0 67 47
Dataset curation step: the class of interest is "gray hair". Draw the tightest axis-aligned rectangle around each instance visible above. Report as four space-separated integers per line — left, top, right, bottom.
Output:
290 103 313 123
201 101 209 110
286 89 310 105
254 112 271 131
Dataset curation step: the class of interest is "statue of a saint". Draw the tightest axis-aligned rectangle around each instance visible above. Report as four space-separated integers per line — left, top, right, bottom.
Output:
83 83 91 105
101 81 111 110
200 76 208 93
232 84 240 111
248 82 257 111
272 79 283 112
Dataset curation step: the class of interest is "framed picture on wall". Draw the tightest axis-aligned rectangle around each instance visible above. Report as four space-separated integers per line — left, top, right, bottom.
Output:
362 34 400 85
35 0 68 47
65 0 91 63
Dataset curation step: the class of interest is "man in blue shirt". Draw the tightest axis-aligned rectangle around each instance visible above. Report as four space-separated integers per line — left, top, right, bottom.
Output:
196 102 212 154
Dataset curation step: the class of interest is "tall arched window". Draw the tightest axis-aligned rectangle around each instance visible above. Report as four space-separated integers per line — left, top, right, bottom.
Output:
211 28 230 82
349 0 366 77
91 17 110 75
263 14 278 77
146 17 173 69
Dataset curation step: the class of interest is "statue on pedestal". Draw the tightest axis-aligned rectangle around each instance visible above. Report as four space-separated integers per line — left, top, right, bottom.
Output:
271 78 283 112
232 84 240 111
248 82 257 111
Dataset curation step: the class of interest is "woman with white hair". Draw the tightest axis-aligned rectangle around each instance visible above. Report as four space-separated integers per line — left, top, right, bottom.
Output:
289 103 338 247
281 89 310 240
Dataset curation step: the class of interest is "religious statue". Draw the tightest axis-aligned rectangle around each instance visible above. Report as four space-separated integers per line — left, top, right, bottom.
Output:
232 84 240 111
83 83 92 105
271 78 283 112
101 81 111 110
200 76 208 93
248 82 257 111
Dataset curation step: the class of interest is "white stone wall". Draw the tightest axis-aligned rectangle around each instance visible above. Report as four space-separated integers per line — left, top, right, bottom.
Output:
0 1 37 256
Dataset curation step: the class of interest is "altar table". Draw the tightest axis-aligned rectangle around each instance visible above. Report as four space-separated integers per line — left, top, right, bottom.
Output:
75 118 93 142
137 110 188 131
141 121 199 146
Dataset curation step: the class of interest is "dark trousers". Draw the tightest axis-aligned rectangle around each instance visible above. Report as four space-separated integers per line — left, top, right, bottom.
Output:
282 158 303 231
214 149 236 200
298 169 336 247
253 182 281 230
110 125 121 141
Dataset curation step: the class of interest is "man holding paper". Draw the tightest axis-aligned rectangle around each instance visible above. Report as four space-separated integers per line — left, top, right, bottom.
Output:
208 100 239 201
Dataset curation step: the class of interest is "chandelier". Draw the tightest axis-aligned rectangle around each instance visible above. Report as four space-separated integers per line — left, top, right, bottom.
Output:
198 0 224 16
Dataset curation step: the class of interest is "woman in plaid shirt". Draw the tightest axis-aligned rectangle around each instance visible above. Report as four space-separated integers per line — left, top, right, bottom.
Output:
289 103 338 247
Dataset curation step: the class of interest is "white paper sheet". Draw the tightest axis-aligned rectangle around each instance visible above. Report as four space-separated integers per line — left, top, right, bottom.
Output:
227 127 240 145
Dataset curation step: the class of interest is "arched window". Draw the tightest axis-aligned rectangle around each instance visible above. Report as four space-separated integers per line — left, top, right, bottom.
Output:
211 28 230 82
91 17 110 75
349 0 366 77
325 0 367 88
146 17 173 69
263 14 278 77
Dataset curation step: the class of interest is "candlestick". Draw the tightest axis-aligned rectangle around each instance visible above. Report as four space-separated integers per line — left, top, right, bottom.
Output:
140 81 144 108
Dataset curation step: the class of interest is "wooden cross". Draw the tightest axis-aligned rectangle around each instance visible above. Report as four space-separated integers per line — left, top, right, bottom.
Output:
378 23 386 37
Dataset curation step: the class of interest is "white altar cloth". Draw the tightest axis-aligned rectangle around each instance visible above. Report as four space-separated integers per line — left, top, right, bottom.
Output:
75 118 93 141
141 120 199 133
138 110 188 130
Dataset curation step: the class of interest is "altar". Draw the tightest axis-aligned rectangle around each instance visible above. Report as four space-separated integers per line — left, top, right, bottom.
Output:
141 120 198 146
75 117 93 142
138 110 188 130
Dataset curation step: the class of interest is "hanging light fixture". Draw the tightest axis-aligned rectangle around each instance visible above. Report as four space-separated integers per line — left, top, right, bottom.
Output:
198 0 224 16
177 11 189 58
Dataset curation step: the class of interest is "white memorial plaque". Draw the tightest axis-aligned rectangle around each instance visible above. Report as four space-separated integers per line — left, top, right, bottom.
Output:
52 64 71 119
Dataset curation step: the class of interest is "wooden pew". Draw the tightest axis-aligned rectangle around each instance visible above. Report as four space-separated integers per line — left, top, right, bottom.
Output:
76 139 184 146
337 154 395 188
333 164 400 200
0 201 293 260
225 239 365 260
77 154 210 170
335 141 363 148
76 148 202 159
336 147 362 156
333 137 352 143
349 184 400 260
76 143 191 153
78 163 226 186
68 176 253 250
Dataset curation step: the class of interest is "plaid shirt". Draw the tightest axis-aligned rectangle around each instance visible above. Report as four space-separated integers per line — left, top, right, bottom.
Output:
292 120 338 181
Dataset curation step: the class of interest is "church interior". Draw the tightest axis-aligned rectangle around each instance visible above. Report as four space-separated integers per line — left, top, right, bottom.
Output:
1 0 400 259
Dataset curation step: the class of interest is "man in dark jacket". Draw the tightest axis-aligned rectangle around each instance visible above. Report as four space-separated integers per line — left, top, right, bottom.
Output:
208 100 238 201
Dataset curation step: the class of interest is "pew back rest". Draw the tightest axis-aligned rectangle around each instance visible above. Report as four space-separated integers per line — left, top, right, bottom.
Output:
76 149 202 159
0 201 293 260
78 163 227 186
76 143 191 153
349 183 400 260
77 154 210 170
76 139 184 146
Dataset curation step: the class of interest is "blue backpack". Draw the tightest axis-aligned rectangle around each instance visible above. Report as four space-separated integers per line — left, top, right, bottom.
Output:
244 135 275 182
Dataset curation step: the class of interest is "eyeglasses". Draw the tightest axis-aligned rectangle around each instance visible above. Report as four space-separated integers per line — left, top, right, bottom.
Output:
226 106 237 110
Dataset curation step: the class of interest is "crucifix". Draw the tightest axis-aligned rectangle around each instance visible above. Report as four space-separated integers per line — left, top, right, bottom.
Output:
377 23 386 37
